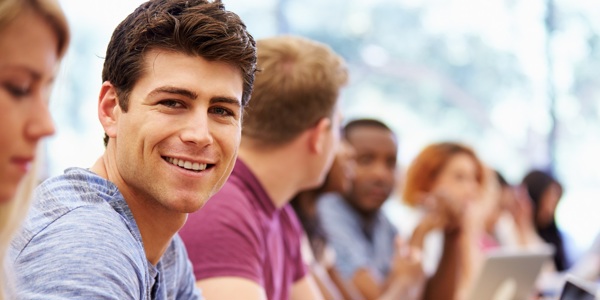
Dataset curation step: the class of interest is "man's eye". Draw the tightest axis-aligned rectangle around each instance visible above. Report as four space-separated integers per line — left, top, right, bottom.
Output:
210 107 234 116
159 100 182 108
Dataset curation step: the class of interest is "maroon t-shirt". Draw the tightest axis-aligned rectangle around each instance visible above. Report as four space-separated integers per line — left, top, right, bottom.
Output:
179 159 307 300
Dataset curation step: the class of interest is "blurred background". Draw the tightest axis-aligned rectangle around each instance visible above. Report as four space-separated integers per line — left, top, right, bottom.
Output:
52 0 600 262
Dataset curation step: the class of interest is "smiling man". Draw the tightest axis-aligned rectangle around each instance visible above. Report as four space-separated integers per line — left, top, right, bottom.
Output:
9 0 256 298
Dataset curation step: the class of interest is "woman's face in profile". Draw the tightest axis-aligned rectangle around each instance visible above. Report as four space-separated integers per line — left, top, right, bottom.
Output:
538 182 562 226
0 9 58 202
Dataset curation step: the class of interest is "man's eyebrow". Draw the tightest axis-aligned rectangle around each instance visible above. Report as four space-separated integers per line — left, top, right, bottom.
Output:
148 86 198 99
210 96 241 107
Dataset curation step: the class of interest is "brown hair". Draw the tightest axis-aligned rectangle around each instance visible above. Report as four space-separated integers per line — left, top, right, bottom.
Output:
403 142 484 206
102 0 256 146
242 35 348 147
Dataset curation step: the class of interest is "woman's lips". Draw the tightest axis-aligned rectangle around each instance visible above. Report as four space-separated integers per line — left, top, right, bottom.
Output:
12 157 33 173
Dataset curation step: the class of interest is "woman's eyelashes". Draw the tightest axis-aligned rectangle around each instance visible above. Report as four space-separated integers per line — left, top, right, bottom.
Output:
4 82 31 99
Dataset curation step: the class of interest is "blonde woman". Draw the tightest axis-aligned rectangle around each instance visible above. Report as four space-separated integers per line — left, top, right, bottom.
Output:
0 0 69 298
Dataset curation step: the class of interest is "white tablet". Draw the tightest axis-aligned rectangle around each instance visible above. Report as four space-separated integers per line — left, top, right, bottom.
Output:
466 247 554 300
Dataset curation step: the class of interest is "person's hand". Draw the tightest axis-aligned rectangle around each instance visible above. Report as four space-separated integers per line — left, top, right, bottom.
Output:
423 189 465 233
387 238 426 300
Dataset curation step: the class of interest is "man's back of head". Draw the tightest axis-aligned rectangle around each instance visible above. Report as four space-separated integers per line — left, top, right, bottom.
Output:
242 35 348 147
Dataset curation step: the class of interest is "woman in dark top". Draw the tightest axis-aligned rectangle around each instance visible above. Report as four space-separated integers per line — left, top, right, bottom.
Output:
522 170 570 271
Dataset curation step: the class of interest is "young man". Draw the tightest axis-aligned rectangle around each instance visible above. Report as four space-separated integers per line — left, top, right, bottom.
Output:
317 119 464 300
179 35 348 300
9 0 256 298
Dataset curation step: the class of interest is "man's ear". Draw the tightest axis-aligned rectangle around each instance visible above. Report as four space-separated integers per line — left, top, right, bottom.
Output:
308 117 332 154
98 81 121 140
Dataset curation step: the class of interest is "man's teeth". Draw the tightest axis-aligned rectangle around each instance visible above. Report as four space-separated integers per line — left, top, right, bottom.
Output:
166 157 207 171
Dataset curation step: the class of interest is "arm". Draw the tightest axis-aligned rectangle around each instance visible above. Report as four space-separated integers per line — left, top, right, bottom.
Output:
342 238 426 300
350 249 425 300
309 262 344 300
318 196 424 300
291 275 325 300
411 191 477 300
196 277 267 300
327 267 363 300
422 230 463 300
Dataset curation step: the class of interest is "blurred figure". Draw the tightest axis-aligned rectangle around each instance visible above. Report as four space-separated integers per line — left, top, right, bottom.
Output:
0 0 68 298
522 170 570 271
487 171 543 249
403 142 487 299
318 120 464 300
291 139 359 300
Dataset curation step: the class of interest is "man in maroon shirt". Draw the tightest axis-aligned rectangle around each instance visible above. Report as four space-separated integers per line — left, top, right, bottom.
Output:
179 36 348 299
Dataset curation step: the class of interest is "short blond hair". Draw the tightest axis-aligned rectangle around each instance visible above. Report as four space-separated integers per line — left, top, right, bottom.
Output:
242 35 348 147
0 0 69 298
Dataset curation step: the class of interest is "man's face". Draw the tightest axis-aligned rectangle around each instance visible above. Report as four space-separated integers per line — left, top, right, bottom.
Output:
111 49 243 213
346 126 397 215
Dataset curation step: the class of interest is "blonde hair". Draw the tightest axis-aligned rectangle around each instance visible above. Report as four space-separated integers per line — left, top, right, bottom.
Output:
242 35 348 147
0 0 69 298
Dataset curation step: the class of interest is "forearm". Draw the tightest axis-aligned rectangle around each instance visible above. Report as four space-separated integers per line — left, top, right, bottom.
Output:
422 231 462 300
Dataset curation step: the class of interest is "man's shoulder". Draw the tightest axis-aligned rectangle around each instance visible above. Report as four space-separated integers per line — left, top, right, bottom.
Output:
21 168 131 239
12 203 142 261
10 204 147 297
31 167 121 214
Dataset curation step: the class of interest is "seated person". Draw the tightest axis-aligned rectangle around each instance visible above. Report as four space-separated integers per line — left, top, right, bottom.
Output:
523 170 570 271
291 139 360 300
9 0 256 297
487 170 544 249
318 120 465 300
402 142 490 299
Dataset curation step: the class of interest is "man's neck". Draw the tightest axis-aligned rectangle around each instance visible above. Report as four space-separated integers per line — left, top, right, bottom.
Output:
90 154 185 265
237 146 305 209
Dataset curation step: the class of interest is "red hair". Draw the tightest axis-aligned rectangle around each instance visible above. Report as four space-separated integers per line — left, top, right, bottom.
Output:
403 142 484 206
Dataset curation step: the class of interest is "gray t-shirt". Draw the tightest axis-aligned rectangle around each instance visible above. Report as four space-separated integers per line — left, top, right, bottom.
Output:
317 192 398 281
9 167 201 300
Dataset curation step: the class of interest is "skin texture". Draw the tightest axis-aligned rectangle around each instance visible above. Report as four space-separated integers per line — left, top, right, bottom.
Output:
0 9 57 202
431 153 480 209
92 49 243 264
324 140 356 195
